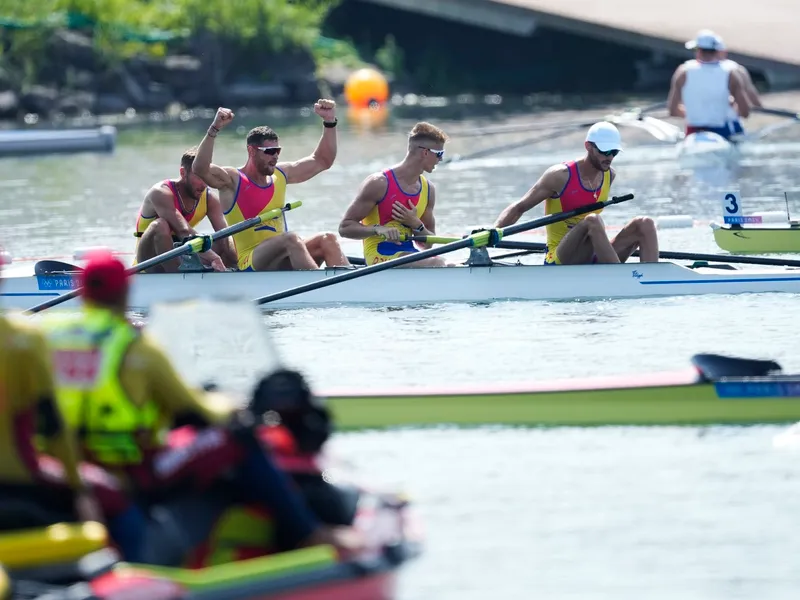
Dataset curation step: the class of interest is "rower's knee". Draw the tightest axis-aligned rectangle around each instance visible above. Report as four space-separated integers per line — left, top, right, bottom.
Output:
281 232 305 249
583 213 606 236
319 232 341 249
147 218 172 239
630 216 657 237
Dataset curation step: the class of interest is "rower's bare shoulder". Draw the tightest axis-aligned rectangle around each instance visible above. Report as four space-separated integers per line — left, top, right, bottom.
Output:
359 171 389 196
145 181 172 203
542 163 569 186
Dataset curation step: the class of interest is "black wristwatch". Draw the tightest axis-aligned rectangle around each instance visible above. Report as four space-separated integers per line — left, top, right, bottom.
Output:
323 118 338 128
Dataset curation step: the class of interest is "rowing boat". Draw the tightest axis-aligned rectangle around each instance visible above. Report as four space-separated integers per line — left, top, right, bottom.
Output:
322 354 800 429
675 131 739 167
711 221 800 254
4 258 800 312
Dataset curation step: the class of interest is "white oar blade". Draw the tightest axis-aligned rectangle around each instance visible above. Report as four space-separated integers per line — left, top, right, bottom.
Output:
146 298 282 402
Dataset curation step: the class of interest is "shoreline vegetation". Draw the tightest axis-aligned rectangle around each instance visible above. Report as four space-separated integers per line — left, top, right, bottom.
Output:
0 0 399 125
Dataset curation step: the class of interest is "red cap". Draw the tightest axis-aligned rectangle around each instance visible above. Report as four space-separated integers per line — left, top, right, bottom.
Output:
78 249 129 304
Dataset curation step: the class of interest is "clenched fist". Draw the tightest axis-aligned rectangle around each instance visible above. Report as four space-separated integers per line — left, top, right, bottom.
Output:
212 107 235 130
314 99 337 122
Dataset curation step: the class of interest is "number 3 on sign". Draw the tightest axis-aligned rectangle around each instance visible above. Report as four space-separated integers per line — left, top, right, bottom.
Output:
723 191 741 216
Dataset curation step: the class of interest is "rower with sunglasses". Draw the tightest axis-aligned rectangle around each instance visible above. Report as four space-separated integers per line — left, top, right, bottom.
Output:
338 121 450 266
192 102 351 271
493 121 659 265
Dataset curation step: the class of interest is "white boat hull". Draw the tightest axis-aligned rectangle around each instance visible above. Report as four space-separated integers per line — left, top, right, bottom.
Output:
676 131 738 167
3 261 800 312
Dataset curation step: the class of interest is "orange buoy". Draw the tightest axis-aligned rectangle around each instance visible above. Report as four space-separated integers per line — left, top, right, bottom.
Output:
346 104 389 130
344 68 389 108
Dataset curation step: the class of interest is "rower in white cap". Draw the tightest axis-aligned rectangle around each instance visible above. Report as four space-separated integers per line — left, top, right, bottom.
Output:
493 122 659 265
667 29 752 139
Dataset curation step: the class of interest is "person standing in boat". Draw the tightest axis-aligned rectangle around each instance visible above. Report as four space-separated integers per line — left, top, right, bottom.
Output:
133 147 235 272
40 250 362 559
192 103 352 271
493 122 659 265
666 30 752 140
338 121 450 266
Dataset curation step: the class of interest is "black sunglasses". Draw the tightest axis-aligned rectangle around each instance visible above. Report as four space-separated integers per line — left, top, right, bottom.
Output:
591 143 619 157
254 146 282 156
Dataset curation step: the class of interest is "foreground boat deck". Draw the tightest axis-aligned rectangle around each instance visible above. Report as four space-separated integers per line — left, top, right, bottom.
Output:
323 370 800 429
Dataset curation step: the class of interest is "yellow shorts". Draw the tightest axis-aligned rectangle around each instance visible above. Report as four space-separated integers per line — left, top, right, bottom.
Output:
238 250 255 272
544 247 560 265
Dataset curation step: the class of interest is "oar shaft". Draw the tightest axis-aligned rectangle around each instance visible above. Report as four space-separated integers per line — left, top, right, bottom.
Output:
657 249 800 268
490 240 800 268
753 107 800 120
253 194 634 306
26 201 302 314
502 194 633 237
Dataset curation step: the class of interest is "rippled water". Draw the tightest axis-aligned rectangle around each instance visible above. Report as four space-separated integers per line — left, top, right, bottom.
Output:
2 98 800 599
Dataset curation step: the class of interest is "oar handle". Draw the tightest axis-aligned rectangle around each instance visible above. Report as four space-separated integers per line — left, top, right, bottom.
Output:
396 234 459 244
26 201 303 314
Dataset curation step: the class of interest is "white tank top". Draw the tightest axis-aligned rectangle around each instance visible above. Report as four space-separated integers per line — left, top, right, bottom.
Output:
721 60 740 121
682 60 731 127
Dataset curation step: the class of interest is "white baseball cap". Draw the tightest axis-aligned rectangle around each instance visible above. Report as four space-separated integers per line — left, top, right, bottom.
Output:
586 121 622 152
685 29 723 51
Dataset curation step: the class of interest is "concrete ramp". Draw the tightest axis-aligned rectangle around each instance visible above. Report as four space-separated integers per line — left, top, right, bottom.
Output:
361 0 800 86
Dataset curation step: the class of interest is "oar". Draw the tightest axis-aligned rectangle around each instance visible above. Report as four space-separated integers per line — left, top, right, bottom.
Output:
443 127 585 165
753 107 800 120
252 194 634 306
486 240 800 268
26 201 303 314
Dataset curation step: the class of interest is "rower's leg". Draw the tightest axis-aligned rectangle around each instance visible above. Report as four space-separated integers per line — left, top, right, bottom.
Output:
136 219 179 273
251 233 318 271
303 233 352 267
611 217 659 262
556 214 619 264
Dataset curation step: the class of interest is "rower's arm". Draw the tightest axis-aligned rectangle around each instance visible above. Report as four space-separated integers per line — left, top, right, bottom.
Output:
277 125 337 185
192 127 236 191
205 190 237 266
738 67 763 108
494 166 565 228
729 71 751 118
667 68 686 118
148 186 195 240
416 183 437 249
338 174 389 239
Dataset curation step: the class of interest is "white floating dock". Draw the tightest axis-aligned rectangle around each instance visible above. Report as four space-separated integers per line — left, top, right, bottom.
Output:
0 126 117 158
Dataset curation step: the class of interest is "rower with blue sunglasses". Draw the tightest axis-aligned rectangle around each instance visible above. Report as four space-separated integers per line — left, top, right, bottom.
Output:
338 121 452 266
493 121 659 266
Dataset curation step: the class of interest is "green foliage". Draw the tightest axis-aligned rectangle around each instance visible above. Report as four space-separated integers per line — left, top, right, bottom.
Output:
375 34 403 77
0 0 339 80
312 35 365 70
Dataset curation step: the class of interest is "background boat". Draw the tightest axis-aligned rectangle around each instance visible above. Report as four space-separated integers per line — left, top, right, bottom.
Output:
0 126 117 158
